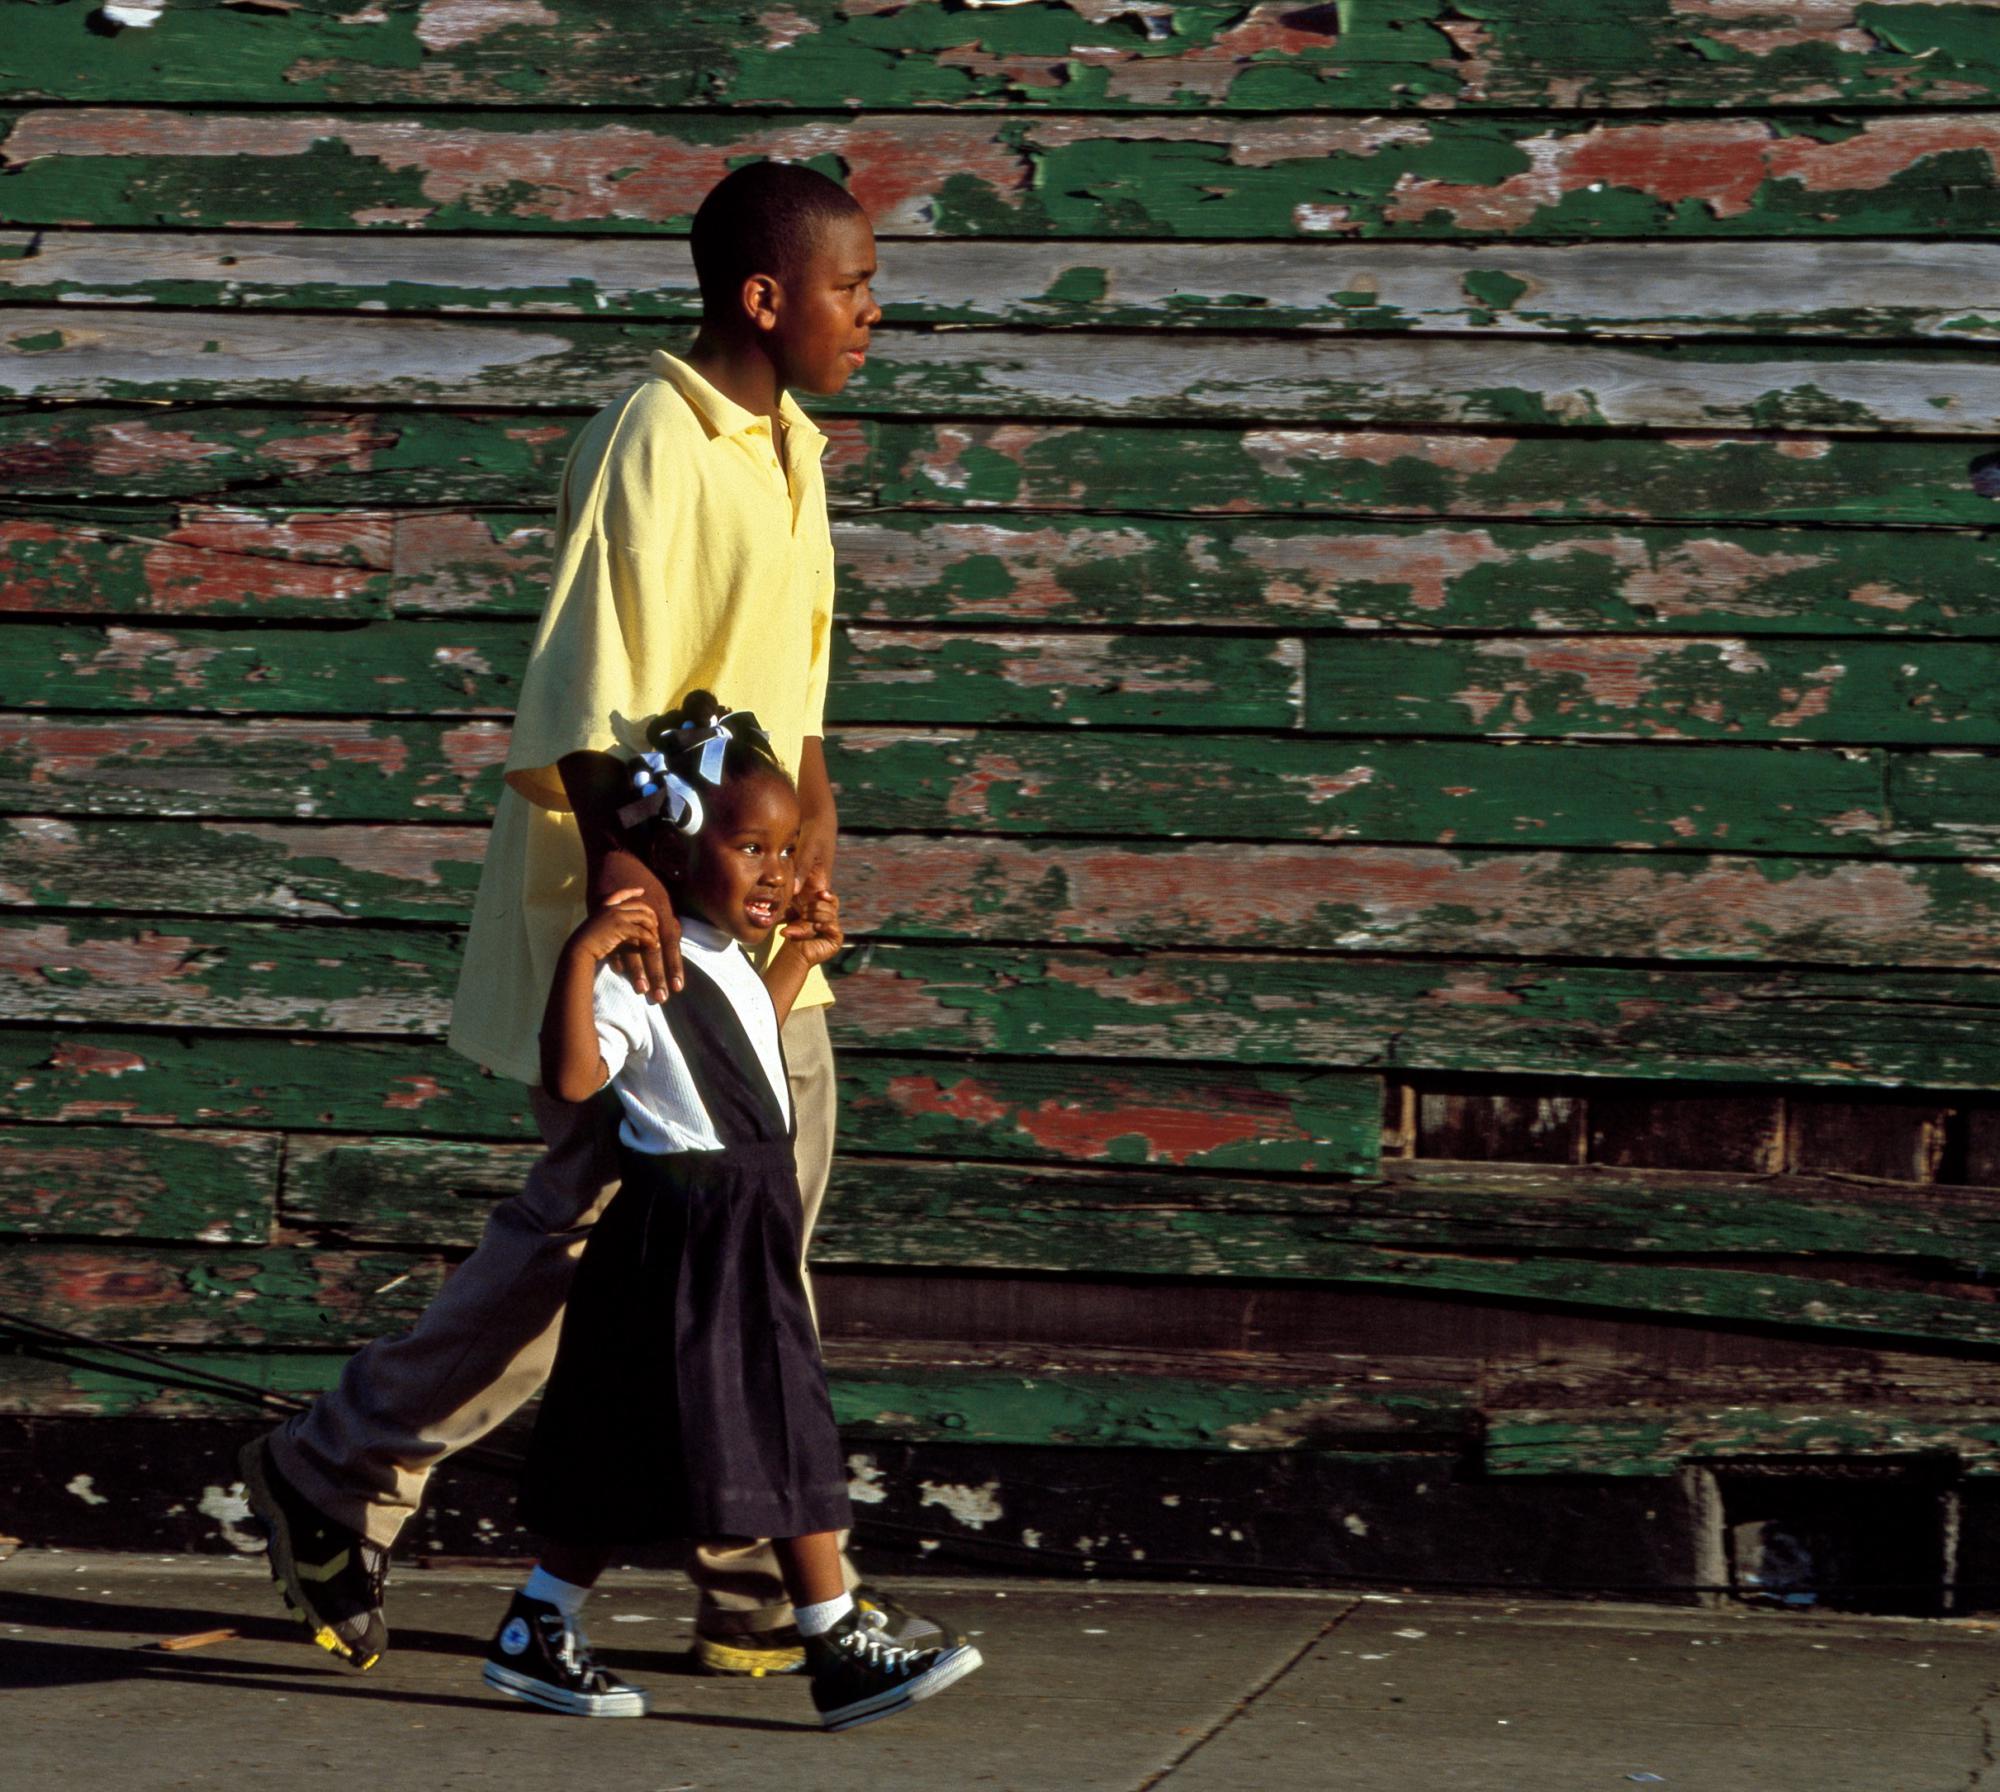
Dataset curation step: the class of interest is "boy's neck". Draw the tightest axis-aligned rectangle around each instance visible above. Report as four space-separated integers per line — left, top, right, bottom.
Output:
684 328 786 434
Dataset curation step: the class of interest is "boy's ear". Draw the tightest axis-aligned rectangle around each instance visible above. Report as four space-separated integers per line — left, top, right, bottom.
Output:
740 271 782 334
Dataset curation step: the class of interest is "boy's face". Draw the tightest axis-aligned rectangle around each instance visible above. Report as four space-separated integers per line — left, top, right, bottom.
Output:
770 212 880 397
671 771 801 946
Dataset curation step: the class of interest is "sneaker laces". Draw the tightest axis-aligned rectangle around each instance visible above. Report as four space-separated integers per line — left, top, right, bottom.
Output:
844 1623 918 1676
541 1614 616 1691
358 1542 389 1607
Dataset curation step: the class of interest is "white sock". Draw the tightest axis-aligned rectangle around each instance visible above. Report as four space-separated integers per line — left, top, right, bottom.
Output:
522 1566 590 1621
794 1592 854 1638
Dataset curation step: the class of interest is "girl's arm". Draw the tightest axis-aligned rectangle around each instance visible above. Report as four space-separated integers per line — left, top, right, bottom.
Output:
764 887 843 1025
540 890 659 1101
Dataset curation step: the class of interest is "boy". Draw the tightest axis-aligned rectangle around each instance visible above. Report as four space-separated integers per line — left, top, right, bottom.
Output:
239 161 944 1683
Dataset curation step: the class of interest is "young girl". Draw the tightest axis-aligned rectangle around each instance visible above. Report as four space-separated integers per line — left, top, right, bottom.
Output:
480 692 982 1730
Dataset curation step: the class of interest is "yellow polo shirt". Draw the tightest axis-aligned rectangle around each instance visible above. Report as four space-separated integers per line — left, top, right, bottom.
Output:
447 350 836 1085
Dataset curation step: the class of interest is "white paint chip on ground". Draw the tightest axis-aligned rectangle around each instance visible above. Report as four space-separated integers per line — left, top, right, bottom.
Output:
64 1475 108 1507
1393 1628 1428 1640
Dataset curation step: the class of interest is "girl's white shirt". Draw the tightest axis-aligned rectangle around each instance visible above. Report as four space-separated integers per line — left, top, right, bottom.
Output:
590 917 792 1154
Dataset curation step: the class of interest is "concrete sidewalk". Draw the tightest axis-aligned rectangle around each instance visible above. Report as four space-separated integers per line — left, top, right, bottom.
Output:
1 1552 1995 1791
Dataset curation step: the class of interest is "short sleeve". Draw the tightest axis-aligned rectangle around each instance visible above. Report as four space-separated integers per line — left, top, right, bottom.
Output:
503 389 690 810
590 967 651 1086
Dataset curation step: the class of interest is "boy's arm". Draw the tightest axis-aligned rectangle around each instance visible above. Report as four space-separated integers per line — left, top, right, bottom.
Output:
558 750 684 1000
764 888 843 1025
796 734 838 891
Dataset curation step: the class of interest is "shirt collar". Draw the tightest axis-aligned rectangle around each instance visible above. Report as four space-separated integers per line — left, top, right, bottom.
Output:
677 915 746 959
650 349 825 454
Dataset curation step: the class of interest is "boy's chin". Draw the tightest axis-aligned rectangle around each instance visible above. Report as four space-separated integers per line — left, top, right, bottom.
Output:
787 359 853 398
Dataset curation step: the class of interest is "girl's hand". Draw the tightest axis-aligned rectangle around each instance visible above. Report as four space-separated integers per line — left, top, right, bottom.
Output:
779 886 844 968
566 888 659 966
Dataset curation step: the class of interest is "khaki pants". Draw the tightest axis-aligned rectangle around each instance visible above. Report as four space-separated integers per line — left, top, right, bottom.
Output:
269 1006 853 1632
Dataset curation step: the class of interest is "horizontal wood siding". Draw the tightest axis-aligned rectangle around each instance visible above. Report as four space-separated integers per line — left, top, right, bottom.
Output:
8 2 2000 1564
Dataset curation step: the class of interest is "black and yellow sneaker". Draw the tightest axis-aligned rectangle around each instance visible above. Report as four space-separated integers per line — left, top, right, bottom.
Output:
693 1620 805 1677
807 1606 983 1732
237 1436 389 1672
692 1583 956 1676
482 1593 648 1718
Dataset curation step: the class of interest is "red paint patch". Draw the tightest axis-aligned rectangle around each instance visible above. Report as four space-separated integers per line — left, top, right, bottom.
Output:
1016 1096 1298 1166
883 1073 1011 1128
49 1042 149 1078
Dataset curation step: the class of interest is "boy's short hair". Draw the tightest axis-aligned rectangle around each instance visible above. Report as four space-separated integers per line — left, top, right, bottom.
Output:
690 161 866 317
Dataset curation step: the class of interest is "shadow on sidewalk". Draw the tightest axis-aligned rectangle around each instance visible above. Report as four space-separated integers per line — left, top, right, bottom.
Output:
0 1589 811 1731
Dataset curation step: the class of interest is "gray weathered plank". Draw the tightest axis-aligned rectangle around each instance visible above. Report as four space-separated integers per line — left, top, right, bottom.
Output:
0 618 1309 730
7 408 1997 525
0 1027 1371 1171
10 231 2000 339
0 712 1967 857
9 310 2000 431
9 919 2000 1087
13 820 2000 971
18 508 2000 640
16 616 2000 746
11 1225 2000 1353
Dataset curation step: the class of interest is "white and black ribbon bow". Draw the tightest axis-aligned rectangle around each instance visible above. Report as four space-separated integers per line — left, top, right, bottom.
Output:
616 709 772 835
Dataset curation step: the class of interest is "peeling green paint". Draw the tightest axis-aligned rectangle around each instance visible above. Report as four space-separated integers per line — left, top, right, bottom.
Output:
1462 268 1531 311
7 407 1998 525
6 107 1999 240
4 1 1999 111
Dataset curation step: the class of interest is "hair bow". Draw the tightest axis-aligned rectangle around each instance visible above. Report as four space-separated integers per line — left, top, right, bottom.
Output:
617 751 705 835
617 708 773 835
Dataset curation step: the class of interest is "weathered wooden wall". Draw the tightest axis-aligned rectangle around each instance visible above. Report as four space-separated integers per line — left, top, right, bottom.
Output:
7 0 2000 1600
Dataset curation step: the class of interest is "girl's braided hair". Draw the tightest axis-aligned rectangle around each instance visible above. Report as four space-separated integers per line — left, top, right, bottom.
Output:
616 689 791 850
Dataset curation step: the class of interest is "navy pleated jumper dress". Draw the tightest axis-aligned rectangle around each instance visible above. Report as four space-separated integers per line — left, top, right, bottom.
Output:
519 919 853 1546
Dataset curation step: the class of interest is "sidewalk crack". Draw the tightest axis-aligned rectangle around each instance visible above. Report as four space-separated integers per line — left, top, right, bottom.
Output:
1969 1679 2000 1789
1133 1598 1358 1792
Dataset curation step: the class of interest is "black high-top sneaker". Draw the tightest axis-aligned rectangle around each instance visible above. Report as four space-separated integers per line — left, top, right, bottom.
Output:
806 1605 983 1732
238 1436 389 1671
482 1592 648 1718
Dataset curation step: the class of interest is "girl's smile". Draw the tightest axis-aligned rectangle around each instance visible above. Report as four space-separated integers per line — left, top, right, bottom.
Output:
669 771 802 946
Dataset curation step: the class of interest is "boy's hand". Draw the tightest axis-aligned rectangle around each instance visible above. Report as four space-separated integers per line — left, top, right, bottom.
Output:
779 884 844 968
588 855 682 1002
570 888 663 967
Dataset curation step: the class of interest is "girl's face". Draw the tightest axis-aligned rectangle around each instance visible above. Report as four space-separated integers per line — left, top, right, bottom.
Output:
666 771 801 945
